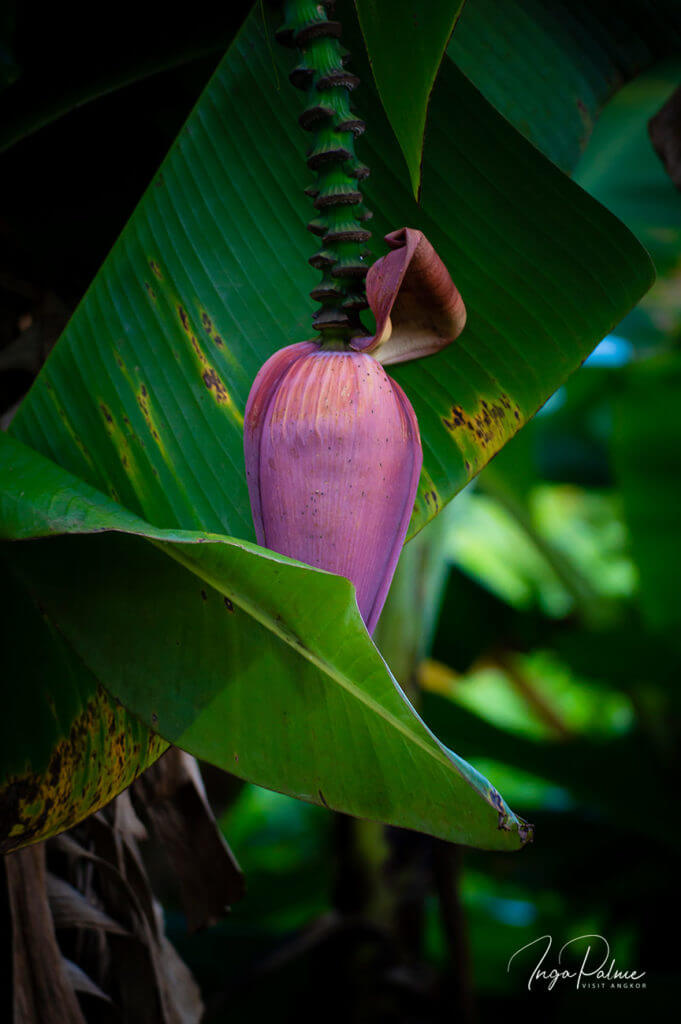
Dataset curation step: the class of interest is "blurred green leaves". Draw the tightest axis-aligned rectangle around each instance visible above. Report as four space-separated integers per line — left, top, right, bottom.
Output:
614 355 681 633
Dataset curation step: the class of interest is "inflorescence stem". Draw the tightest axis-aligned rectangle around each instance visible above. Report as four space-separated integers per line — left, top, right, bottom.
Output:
277 0 372 345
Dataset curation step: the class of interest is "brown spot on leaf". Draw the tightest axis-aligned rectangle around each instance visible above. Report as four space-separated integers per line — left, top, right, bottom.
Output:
442 392 521 473
203 368 230 404
178 306 190 333
447 404 466 428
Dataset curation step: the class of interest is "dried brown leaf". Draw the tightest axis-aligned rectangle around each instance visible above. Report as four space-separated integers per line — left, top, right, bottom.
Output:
5 844 86 1024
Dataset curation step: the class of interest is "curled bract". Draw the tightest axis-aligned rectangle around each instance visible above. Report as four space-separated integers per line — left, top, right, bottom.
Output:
352 227 467 365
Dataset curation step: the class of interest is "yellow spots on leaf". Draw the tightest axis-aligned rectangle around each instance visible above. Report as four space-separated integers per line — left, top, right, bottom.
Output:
111 352 140 399
178 304 191 334
0 686 168 854
176 304 243 427
201 367 244 425
110 356 159 459
43 384 95 472
199 309 224 348
95 397 149 490
422 485 441 515
442 392 521 475
149 259 163 280
407 466 442 540
95 350 177 500
136 384 168 455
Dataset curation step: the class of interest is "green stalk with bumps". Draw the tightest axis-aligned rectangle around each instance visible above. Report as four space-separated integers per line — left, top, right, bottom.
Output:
277 0 373 344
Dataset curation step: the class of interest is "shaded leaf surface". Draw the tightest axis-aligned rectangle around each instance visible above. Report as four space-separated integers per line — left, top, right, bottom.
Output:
0 553 167 853
355 0 464 197
448 0 681 173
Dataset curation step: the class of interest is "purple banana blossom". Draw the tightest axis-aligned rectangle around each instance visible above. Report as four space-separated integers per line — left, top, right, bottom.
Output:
244 229 465 633
245 342 422 632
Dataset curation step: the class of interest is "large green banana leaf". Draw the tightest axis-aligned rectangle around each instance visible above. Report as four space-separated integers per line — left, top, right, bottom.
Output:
1 432 531 852
1 1 652 849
